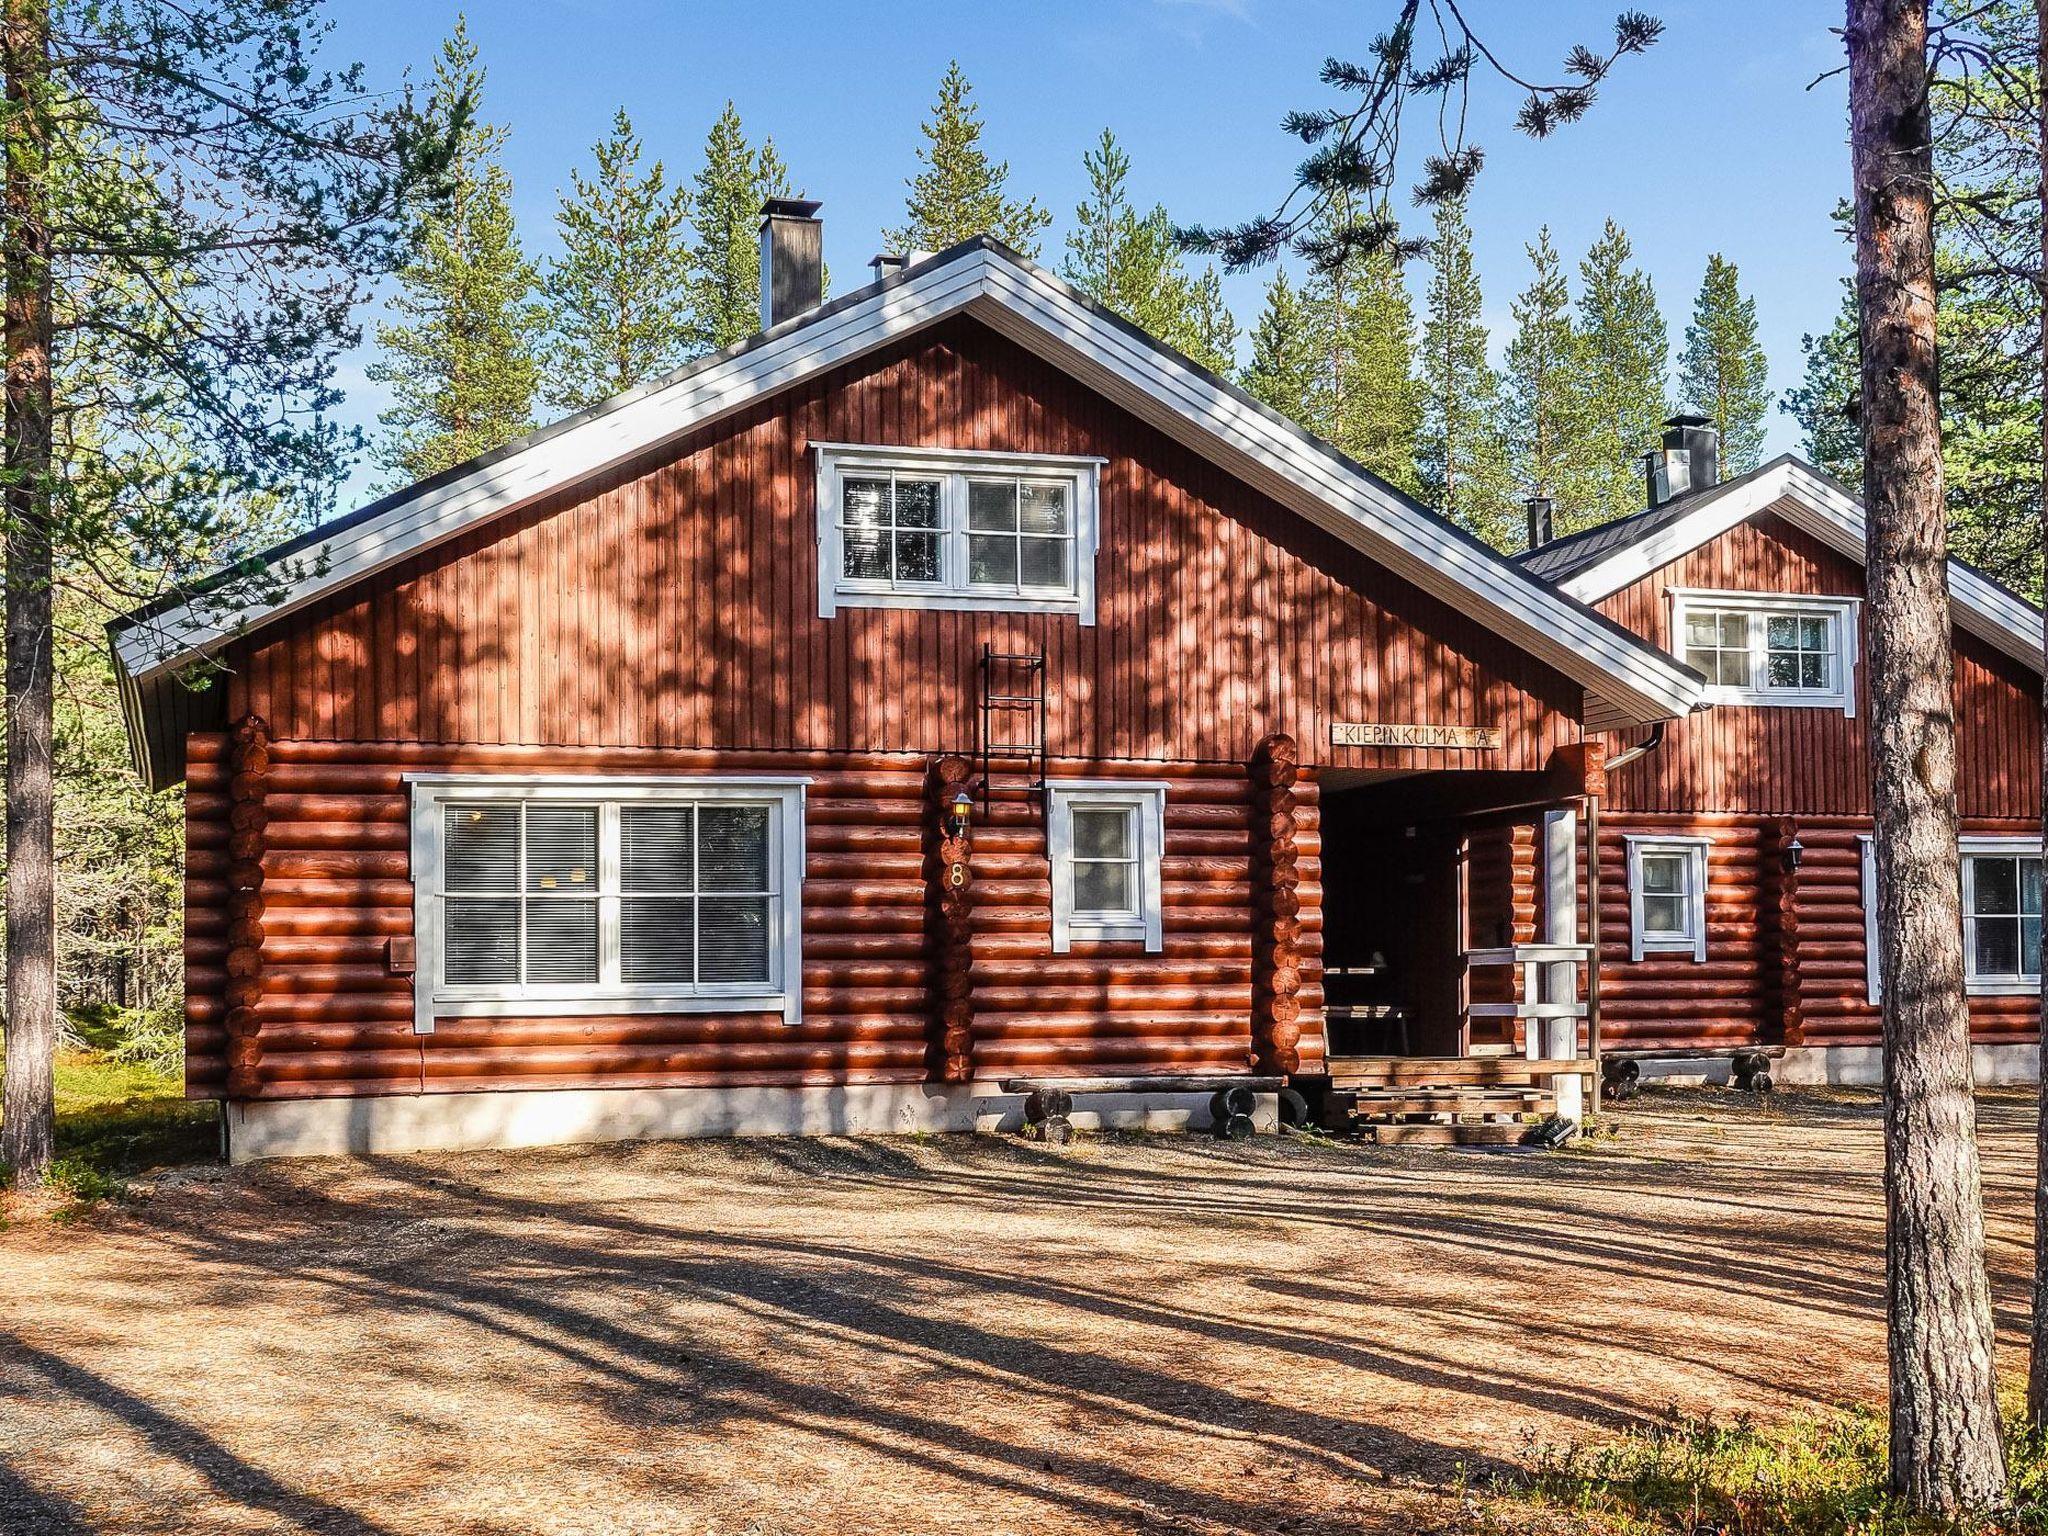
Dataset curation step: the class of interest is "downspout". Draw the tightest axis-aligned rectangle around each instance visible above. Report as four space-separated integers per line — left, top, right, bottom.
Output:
1586 721 1669 1113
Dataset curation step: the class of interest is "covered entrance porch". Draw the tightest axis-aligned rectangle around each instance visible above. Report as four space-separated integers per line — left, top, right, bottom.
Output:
1310 761 1602 1144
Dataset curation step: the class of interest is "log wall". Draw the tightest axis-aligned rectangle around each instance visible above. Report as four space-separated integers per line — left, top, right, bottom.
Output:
1589 811 2040 1051
185 735 1328 1099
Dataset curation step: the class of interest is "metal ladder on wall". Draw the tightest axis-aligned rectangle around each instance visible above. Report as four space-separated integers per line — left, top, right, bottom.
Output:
977 643 1047 813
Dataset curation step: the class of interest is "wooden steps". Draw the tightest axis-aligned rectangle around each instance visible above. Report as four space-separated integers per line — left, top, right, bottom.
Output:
1319 1057 1584 1147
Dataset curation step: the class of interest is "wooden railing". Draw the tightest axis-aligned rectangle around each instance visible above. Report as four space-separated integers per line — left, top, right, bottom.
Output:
1465 942 1595 1119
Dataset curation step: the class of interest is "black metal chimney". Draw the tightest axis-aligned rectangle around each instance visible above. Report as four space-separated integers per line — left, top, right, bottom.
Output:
1525 495 1554 550
1643 414 1722 509
758 197 824 331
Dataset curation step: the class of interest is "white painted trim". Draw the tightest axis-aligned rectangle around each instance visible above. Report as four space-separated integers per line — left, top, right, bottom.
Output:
1858 834 1880 1004
407 774 808 1034
1625 835 1709 963
1558 457 2044 676
1666 587 1860 717
115 243 1704 789
812 443 1099 624
1959 834 2045 995
1047 779 1167 953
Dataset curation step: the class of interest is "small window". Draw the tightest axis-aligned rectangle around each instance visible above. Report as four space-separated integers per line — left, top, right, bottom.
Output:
1671 590 1858 715
815 444 1101 622
1626 836 1709 962
409 777 807 1033
1048 781 1166 952
1963 843 2044 993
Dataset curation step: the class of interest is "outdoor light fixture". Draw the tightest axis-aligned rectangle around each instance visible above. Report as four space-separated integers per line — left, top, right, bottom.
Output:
1781 836 1805 874
944 786 976 840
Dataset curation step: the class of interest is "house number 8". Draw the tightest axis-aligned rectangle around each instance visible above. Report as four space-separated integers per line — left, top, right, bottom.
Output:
949 862 966 888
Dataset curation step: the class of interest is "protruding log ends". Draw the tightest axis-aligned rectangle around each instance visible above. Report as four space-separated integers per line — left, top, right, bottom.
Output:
1247 733 1302 1077
1760 816 1804 1047
925 754 977 1083
224 715 271 1098
1548 739 1608 801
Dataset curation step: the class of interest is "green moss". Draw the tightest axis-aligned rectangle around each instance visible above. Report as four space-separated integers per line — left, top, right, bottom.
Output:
3 1048 217 1203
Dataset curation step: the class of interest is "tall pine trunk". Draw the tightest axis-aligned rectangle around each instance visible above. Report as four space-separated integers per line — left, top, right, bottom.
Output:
0 0 54 1186
1847 0 2009 1510
2033 0 2048 1435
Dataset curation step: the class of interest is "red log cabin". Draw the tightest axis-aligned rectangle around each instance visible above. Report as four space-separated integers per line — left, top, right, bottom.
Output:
1519 423 2048 1089
113 201 1713 1160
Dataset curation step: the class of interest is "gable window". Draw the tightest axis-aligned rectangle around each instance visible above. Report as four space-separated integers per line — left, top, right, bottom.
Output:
407 776 807 1034
814 443 1101 622
1962 839 2043 994
1670 589 1860 716
1626 836 1709 962
1048 781 1166 952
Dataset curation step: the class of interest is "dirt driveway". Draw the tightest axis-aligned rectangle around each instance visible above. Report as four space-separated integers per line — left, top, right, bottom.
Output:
0 1089 2035 1535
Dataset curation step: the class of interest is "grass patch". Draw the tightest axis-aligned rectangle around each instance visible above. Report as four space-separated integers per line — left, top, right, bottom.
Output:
1490 1404 2048 1535
4 1048 217 1204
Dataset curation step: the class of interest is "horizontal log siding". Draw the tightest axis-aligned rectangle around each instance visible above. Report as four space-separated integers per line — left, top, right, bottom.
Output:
225 318 1582 776
184 736 1325 1099
1595 511 2042 818
184 740 231 1096
1587 811 2039 1052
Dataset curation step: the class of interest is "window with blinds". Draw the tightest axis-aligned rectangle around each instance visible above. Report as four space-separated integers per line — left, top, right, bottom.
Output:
411 779 804 1031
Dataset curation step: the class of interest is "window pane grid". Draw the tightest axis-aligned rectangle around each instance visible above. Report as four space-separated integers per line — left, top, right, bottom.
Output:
1681 600 1846 697
441 798 779 995
838 466 1080 600
1968 853 2044 982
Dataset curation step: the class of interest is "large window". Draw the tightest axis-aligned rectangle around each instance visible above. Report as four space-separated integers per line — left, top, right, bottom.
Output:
1670 589 1859 715
1626 836 1709 962
814 443 1101 622
407 777 807 1033
1047 781 1166 952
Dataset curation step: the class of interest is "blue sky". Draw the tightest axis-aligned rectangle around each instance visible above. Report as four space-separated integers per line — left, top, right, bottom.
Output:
325 0 1852 502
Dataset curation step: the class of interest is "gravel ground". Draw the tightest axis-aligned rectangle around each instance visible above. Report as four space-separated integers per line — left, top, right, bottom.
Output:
0 1087 2034 1535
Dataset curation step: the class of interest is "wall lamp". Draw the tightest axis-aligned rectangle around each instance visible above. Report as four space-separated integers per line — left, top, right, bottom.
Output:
1781 836 1805 874
944 786 976 840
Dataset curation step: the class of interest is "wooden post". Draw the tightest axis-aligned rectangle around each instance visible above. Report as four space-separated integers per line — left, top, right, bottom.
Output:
1248 733 1302 1076
925 754 976 1083
1584 794 1604 1114
1761 816 1804 1049
223 715 270 1099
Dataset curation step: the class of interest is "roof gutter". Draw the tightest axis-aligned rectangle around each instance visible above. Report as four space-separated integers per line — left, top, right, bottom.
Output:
1605 721 1667 774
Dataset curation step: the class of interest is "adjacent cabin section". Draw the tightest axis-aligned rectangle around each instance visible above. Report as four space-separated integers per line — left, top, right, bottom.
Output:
1520 434 2047 1086
116 208 1702 1159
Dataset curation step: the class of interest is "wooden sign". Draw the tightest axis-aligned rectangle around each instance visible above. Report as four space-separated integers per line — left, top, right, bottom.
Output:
1330 721 1502 750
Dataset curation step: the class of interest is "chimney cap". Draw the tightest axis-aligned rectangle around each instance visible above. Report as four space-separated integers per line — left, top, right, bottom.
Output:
760 197 823 222
1664 412 1714 430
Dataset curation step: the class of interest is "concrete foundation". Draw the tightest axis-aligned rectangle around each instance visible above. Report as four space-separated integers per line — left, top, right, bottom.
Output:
224 1083 1279 1164
1628 1042 2040 1090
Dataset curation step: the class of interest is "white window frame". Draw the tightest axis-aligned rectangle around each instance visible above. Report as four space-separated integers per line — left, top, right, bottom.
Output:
1960 834 2044 996
814 442 1103 623
1625 835 1710 962
1047 780 1166 953
1667 588 1860 717
406 775 808 1034
1860 833 2046 1001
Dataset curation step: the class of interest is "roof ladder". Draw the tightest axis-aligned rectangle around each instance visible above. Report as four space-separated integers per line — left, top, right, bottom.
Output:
978 643 1047 813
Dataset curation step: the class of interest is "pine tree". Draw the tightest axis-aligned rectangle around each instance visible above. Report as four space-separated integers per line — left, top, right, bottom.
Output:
1501 227 1597 535
685 102 793 355
1679 254 1772 476
887 62 1051 255
1311 227 1423 492
1574 218 1670 525
1783 278 1863 485
1241 269 1325 426
369 20 540 482
1416 197 1513 544
1059 130 1235 371
543 108 694 413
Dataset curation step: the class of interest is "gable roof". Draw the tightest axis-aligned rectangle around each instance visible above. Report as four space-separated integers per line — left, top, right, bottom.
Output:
1514 454 2045 675
111 236 1706 788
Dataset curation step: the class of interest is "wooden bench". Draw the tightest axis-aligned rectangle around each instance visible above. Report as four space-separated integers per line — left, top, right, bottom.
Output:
996 1075 1288 1144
